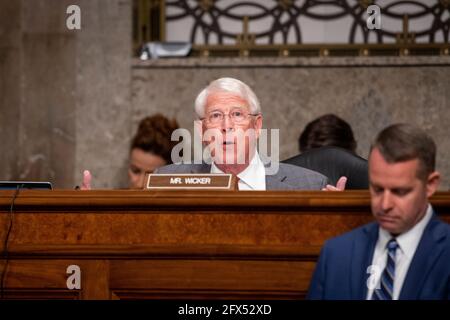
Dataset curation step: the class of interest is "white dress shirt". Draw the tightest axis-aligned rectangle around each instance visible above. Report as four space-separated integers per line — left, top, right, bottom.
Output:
210 151 266 190
366 204 433 300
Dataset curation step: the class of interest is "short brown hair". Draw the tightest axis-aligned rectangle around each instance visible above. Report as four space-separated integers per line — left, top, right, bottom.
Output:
371 123 436 180
299 114 357 153
131 114 180 164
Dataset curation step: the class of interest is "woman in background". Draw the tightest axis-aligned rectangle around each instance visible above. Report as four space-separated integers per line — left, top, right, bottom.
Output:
80 114 179 190
128 114 179 189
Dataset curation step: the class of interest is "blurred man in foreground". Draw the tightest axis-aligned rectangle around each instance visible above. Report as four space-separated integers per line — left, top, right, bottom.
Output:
308 123 449 299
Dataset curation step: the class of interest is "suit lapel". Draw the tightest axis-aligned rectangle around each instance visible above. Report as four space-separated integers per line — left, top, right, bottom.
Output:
399 216 447 299
264 163 290 190
190 163 211 173
265 173 285 190
350 223 378 299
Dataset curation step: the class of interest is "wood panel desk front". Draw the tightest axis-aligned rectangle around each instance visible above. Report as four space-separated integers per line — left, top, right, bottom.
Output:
0 190 449 299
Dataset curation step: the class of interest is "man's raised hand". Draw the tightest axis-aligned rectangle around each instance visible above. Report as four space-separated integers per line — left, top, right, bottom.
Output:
80 170 92 190
322 176 347 191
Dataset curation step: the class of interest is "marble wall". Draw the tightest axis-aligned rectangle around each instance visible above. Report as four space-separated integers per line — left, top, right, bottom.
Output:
0 1 21 182
0 0 132 189
1 1 449 190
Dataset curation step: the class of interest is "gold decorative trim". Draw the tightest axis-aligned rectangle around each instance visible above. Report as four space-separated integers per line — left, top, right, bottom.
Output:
236 16 256 47
396 15 416 44
190 44 450 58
133 0 450 58
133 0 165 54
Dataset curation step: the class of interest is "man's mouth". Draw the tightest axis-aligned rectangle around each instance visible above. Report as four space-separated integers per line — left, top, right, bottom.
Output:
377 215 396 223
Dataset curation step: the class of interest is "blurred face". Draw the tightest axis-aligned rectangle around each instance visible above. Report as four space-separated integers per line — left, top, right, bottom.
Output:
369 148 440 235
201 92 262 167
128 148 167 189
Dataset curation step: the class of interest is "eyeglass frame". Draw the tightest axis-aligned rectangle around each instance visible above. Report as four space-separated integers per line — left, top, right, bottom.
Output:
200 108 261 125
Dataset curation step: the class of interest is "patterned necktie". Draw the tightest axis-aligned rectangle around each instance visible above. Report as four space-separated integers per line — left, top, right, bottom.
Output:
372 238 398 300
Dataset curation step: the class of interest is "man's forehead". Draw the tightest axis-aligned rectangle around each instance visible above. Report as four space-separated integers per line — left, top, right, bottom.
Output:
369 148 420 170
206 92 249 110
369 148 421 182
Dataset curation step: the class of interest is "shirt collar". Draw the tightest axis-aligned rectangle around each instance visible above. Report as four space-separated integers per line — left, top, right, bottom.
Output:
378 204 433 258
210 151 266 190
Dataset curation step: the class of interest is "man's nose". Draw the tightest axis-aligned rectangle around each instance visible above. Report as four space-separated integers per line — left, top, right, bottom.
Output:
381 191 394 211
220 114 234 132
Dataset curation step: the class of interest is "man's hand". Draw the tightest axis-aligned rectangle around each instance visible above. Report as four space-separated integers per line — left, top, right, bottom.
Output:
80 170 92 190
322 176 347 191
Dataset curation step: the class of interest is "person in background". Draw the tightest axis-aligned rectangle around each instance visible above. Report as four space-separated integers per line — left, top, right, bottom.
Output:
127 114 180 189
81 114 179 189
284 113 362 190
299 113 357 154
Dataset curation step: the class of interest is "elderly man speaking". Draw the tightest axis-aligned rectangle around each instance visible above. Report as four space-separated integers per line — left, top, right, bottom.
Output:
157 77 329 191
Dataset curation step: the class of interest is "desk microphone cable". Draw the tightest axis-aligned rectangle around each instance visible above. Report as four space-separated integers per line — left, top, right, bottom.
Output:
0 184 21 299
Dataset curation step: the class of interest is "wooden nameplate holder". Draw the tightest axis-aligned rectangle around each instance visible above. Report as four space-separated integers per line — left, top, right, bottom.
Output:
145 173 238 191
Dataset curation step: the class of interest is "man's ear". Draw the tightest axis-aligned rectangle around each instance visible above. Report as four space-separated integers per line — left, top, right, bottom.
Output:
254 114 263 138
426 171 441 198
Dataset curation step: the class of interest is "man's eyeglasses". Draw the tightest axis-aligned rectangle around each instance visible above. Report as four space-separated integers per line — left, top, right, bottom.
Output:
202 109 259 125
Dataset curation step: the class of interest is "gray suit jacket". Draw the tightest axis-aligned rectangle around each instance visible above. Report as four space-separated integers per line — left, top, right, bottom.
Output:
155 162 328 190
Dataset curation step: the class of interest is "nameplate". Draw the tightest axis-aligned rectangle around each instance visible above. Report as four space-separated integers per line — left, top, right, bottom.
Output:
145 174 236 190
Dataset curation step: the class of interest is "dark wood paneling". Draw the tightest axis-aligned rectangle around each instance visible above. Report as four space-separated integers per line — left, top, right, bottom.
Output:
110 259 314 299
0 191 448 299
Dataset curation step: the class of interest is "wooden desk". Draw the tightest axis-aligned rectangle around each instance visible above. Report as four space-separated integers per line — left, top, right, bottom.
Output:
0 190 449 299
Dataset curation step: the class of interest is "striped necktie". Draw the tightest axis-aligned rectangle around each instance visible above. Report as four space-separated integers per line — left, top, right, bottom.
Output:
372 238 398 300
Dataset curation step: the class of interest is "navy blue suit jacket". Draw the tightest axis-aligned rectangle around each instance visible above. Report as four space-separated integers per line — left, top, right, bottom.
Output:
307 215 450 300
